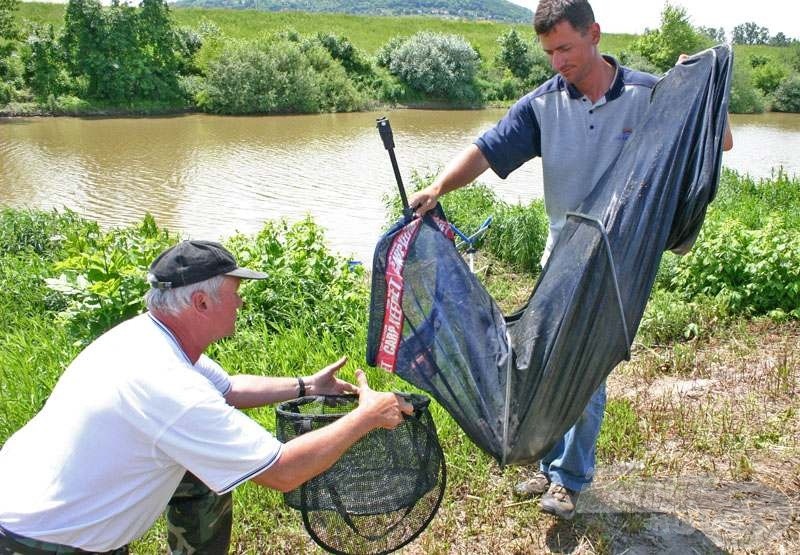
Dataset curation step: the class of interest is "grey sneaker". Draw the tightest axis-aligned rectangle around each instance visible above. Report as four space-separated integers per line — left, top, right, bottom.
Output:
514 470 551 497
540 483 579 519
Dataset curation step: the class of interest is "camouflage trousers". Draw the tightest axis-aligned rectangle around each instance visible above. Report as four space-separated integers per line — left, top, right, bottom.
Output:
0 472 232 555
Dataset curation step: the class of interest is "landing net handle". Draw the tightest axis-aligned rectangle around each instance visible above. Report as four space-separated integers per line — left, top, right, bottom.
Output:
376 117 415 220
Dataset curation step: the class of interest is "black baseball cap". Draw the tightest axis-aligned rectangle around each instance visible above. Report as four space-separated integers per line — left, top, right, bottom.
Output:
147 240 268 290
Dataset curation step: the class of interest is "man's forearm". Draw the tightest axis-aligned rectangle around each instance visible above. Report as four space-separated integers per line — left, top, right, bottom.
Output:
225 375 301 408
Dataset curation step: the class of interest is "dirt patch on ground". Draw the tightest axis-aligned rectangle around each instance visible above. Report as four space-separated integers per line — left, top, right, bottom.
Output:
398 320 800 554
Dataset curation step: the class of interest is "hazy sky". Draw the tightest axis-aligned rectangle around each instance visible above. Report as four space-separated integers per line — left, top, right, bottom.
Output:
509 0 799 41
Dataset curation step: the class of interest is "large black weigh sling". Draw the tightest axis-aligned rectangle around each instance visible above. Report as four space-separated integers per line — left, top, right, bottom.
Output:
367 45 733 465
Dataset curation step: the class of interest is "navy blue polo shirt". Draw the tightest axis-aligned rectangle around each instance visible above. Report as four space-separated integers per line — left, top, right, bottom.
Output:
476 56 658 261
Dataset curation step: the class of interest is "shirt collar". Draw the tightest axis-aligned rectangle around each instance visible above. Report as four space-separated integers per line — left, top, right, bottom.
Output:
147 312 192 366
564 55 624 101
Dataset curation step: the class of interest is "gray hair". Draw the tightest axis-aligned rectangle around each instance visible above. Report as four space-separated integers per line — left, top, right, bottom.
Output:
145 274 225 316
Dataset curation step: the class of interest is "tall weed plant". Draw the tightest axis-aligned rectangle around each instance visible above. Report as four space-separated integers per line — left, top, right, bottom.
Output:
224 217 369 343
44 213 177 342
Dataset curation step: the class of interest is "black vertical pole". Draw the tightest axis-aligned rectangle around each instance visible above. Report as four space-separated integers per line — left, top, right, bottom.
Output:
376 117 413 219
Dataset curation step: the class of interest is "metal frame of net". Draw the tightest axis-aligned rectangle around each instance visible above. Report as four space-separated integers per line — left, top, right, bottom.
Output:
276 394 446 555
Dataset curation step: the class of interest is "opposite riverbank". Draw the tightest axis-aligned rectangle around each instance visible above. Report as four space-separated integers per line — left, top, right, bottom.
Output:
3 3 798 118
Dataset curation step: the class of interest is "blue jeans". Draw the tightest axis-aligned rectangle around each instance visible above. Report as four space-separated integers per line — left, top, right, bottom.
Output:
540 381 606 492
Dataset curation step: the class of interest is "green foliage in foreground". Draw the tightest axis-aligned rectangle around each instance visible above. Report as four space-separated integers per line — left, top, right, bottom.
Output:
0 207 389 552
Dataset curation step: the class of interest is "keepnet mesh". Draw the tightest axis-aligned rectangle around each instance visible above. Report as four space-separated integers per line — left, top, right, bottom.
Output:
276 394 446 555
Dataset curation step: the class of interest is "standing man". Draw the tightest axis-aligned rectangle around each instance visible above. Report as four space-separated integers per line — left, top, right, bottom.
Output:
408 0 732 519
0 239 413 553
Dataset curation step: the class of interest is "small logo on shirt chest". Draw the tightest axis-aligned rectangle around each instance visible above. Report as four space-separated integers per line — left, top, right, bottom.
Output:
616 128 633 141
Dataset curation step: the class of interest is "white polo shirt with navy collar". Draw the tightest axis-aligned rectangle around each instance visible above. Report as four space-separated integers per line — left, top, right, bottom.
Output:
476 56 658 263
0 312 283 551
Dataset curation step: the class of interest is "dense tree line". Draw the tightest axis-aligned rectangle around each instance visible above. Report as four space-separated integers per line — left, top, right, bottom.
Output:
619 4 800 114
732 22 796 46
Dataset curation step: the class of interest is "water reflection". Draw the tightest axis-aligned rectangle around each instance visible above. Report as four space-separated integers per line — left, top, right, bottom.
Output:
1 110 798 264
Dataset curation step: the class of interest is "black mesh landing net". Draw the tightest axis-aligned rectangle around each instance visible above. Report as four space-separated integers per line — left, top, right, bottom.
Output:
367 45 732 466
276 394 446 555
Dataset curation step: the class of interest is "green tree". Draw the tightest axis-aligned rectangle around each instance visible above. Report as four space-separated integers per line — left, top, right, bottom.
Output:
732 22 770 45
630 4 708 73
0 0 18 40
61 0 111 99
137 0 182 98
696 25 725 43
769 32 791 47
496 28 531 80
60 0 183 102
23 24 70 100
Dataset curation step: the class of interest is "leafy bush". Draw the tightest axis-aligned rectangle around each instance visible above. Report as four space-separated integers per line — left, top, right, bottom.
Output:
387 31 480 101
670 218 800 317
226 217 368 342
484 74 525 101
0 0 18 40
751 62 787 96
299 39 367 111
772 75 800 113
375 36 407 69
0 207 92 257
315 32 372 76
524 46 554 89
0 209 95 319
44 214 177 342
197 36 364 114
43 93 90 114
0 39 25 102
0 79 11 103
617 49 661 75
638 288 729 345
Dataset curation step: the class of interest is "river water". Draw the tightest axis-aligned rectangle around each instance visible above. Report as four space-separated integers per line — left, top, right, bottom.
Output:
1 110 799 264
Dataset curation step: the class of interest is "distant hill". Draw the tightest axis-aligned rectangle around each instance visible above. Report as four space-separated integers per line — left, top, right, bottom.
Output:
170 0 534 24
